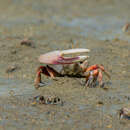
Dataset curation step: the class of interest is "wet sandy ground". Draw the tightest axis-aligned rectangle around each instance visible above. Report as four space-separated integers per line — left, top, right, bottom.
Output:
0 0 130 129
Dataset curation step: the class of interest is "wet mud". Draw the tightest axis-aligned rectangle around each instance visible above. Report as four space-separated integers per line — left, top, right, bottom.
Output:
0 0 130 129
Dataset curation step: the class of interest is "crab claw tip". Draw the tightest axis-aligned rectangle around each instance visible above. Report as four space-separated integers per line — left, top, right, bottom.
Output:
61 48 90 55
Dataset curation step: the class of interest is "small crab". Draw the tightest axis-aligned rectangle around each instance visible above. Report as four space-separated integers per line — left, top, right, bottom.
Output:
122 23 130 32
34 48 110 88
119 107 130 119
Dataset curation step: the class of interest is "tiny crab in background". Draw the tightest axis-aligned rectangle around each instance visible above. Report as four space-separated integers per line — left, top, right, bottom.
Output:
119 107 130 119
34 48 110 89
122 23 130 32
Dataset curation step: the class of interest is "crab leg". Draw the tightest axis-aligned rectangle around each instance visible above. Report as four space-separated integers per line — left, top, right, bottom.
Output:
85 71 94 87
34 66 43 88
98 70 103 86
85 64 110 79
46 65 61 77
34 65 62 88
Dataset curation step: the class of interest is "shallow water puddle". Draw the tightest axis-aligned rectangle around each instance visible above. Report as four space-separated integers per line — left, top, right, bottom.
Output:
52 15 130 41
0 77 35 97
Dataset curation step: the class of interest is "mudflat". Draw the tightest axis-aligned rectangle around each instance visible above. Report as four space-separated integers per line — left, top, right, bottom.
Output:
0 0 130 129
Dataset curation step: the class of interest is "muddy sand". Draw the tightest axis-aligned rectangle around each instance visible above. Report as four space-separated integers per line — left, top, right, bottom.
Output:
0 0 130 129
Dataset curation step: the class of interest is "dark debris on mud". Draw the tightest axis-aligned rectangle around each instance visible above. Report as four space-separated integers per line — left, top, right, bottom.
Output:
31 95 64 106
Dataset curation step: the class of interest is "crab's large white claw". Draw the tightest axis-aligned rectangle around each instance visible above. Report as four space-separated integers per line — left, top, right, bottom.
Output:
39 48 90 65
61 48 90 55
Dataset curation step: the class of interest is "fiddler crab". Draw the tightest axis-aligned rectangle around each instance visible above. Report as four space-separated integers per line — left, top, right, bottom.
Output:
34 48 110 89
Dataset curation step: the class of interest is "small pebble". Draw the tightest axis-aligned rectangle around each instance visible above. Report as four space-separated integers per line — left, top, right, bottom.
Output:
97 101 104 105
32 95 62 105
20 39 35 48
11 50 17 54
6 65 18 73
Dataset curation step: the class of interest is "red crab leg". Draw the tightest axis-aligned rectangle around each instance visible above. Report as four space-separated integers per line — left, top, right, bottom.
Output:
85 64 110 79
99 65 110 79
46 65 60 77
34 66 43 88
34 65 62 88
85 69 99 87
98 70 103 85
92 70 103 86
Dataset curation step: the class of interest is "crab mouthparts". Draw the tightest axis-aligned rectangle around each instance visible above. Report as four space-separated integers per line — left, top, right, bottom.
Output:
39 48 90 65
